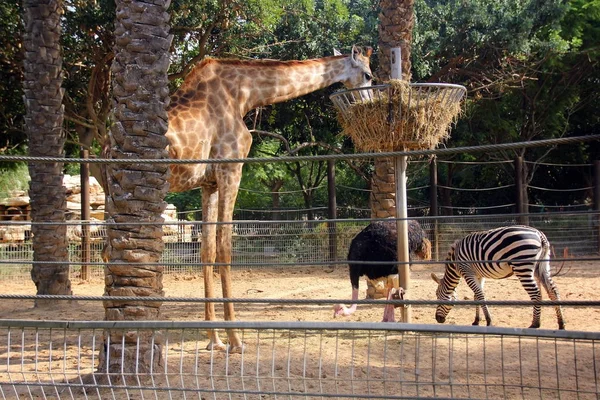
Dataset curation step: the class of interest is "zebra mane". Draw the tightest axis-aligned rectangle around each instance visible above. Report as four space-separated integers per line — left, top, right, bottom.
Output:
447 240 460 261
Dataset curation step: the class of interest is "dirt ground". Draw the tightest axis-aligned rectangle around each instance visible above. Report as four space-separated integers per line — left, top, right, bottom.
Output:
0 261 599 399
0 261 598 331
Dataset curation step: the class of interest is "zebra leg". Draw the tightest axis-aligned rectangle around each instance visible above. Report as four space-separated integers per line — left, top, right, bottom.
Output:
516 272 543 329
538 264 566 330
473 305 480 326
465 276 491 326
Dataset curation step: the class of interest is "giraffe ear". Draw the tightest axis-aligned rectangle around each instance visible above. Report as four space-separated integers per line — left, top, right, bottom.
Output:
333 48 342 56
350 45 372 63
350 45 359 65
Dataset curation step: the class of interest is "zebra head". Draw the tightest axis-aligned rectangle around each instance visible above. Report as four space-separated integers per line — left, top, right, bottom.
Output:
430 242 459 323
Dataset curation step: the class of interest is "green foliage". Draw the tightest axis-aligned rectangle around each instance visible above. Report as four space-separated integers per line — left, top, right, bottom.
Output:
166 189 202 220
1 0 598 216
0 2 25 150
413 0 569 84
0 162 29 198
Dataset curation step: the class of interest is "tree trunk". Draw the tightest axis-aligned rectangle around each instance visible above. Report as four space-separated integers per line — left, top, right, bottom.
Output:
370 159 396 218
371 0 415 219
23 0 72 303
100 0 172 375
377 0 414 82
270 180 283 221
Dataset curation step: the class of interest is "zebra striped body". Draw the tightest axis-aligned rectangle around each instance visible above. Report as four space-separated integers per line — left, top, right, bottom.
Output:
432 225 566 330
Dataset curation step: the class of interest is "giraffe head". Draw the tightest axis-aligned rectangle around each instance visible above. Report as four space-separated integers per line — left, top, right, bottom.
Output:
335 45 373 89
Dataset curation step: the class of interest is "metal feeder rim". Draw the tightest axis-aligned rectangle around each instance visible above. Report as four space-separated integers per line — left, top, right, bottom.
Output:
329 82 467 100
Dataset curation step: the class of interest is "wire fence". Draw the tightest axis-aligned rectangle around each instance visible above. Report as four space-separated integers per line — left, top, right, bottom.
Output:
0 211 598 281
1 136 599 398
0 212 600 281
0 320 598 399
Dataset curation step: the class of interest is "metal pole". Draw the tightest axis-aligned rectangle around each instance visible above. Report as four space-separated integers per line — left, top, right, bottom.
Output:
395 155 411 323
594 160 600 254
327 160 337 266
391 46 411 322
80 148 91 281
390 48 402 80
430 157 439 260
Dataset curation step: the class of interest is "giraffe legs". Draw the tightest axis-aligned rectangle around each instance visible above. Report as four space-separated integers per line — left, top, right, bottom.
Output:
217 223 243 352
201 186 226 350
216 172 244 352
199 163 245 353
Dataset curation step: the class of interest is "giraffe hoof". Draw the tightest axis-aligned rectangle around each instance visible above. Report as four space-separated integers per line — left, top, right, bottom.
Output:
205 341 227 351
228 343 245 354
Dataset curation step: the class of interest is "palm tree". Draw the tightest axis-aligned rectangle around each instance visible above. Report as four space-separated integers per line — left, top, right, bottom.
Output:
371 0 414 219
99 0 172 374
23 0 72 302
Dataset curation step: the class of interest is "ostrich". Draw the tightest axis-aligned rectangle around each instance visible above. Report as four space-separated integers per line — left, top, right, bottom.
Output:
334 219 432 321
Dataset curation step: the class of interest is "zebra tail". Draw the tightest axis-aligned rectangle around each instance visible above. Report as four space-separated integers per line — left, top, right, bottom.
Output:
534 234 553 287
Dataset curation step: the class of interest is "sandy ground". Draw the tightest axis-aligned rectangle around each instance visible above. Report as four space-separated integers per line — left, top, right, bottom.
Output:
0 261 598 399
0 261 598 331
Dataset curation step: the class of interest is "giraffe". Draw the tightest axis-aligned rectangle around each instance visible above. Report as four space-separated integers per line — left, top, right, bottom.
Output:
165 46 373 352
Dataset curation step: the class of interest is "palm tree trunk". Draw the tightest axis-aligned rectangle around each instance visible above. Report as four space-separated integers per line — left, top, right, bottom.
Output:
371 0 415 219
377 0 414 82
100 0 172 375
23 0 72 302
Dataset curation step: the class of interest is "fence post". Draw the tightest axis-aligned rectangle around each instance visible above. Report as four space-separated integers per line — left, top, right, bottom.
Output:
514 157 528 225
594 160 600 254
80 148 90 281
429 157 439 260
327 160 337 266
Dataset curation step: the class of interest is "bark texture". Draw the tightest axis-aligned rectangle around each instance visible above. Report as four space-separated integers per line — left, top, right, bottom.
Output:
377 0 414 82
371 0 415 219
23 0 72 301
101 0 172 374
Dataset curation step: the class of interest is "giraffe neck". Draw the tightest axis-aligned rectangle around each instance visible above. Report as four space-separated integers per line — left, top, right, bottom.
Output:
244 56 351 110
182 55 357 116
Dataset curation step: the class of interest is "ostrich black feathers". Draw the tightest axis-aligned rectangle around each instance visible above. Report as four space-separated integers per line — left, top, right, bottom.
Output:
347 219 431 290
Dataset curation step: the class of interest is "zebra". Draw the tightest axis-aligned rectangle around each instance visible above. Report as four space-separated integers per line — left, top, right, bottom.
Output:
430 225 566 330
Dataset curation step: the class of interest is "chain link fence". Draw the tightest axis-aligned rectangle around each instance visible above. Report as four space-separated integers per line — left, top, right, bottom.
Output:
0 212 598 281
1 212 599 398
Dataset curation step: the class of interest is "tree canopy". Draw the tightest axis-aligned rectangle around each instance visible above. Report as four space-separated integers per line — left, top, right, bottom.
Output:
1 0 598 215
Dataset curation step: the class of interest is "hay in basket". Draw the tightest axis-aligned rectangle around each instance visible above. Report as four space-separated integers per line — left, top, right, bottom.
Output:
334 80 464 152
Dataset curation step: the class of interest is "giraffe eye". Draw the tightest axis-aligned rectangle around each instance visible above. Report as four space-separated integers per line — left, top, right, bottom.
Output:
364 73 372 81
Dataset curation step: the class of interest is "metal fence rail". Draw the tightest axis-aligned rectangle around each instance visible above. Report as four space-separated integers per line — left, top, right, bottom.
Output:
0 320 597 400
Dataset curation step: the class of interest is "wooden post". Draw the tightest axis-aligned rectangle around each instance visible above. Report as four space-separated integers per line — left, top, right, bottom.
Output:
327 160 337 266
594 160 600 254
80 148 91 280
515 156 527 225
429 157 439 260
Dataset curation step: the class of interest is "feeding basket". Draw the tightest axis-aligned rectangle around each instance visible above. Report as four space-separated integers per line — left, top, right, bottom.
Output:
330 80 466 152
